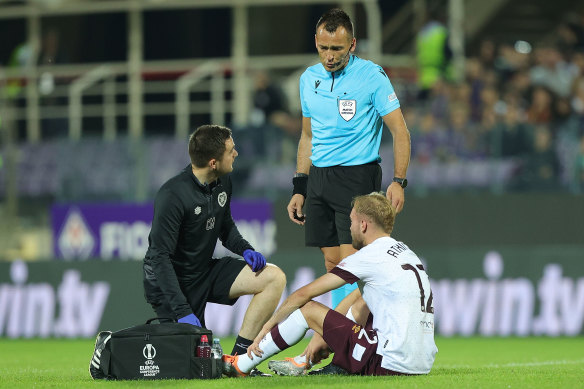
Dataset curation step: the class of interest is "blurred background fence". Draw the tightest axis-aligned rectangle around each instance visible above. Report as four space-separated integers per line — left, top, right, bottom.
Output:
0 0 583 337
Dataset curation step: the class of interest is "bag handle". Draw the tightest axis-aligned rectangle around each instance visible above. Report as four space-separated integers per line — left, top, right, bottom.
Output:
145 317 177 324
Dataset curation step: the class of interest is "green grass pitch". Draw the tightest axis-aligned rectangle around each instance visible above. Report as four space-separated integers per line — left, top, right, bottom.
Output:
0 336 582 388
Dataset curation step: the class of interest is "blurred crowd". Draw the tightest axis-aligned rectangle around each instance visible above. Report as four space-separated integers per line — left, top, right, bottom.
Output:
2 11 584 197
404 14 584 192
247 13 584 194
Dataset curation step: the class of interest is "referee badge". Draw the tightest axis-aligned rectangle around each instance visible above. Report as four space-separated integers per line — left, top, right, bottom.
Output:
338 99 356 121
217 191 227 207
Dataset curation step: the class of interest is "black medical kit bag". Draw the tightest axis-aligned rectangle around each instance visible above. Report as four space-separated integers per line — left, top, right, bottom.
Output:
90 318 222 380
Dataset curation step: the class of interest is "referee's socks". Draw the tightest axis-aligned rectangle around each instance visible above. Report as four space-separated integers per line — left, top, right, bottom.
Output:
331 283 358 309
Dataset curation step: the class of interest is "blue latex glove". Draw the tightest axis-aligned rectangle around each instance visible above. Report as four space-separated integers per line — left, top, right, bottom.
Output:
178 313 201 327
243 249 267 272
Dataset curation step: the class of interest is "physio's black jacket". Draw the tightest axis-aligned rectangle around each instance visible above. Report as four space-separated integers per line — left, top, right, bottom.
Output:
143 164 253 318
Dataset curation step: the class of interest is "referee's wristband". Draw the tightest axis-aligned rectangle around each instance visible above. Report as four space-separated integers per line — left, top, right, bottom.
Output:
292 173 308 197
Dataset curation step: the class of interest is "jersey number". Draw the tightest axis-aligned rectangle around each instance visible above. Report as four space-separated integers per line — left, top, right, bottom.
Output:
401 264 434 314
357 328 378 344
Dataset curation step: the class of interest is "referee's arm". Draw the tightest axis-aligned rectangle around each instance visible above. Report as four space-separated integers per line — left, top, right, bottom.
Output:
383 108 411 213
296 116 312 175
287 116 312 224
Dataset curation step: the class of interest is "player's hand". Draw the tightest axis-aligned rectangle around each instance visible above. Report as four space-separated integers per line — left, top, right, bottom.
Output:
287 194 306 225
301 332 331 366
247 326 270 358
177 313 201 327
386 182 405 213
243 249 267 272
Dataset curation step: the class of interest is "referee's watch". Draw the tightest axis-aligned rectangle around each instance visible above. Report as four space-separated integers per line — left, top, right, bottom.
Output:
392 177 408 188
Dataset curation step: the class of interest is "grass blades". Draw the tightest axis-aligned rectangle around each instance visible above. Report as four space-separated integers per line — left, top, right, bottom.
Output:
0 337 582 388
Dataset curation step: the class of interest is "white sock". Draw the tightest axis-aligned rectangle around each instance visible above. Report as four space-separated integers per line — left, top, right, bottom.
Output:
346 306 356 322
279 309 310 345
236 309 309 373
235 331 280 373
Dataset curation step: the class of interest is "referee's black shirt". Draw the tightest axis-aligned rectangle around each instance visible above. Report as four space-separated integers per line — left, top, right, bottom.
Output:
144 164 253 318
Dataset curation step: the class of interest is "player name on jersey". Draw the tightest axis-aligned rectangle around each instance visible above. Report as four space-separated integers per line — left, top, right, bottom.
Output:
386 242 409 258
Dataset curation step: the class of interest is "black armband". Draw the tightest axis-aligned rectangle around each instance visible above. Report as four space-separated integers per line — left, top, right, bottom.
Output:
292 174 308 197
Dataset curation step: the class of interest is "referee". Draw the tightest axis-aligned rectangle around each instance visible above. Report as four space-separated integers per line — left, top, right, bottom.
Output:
287 9 411 307
144 125 286 374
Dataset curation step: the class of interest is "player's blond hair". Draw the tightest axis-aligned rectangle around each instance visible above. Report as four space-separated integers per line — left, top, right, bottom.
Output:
351 192 396 234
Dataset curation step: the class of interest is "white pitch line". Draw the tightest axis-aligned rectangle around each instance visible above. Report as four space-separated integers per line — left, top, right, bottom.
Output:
440 359 584 369
485 359 584 368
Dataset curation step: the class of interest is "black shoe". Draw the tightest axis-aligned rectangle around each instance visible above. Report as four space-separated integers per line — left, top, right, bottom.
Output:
249 368 272 377
308 363 349 375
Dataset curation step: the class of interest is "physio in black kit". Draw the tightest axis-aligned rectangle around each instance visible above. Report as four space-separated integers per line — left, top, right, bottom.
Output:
143 124 286 367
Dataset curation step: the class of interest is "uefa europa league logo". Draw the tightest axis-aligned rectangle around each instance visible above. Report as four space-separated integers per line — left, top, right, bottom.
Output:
143 344 156 360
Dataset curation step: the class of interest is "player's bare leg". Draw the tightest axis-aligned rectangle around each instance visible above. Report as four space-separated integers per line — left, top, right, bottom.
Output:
229 264 286 342
322 244 358 308
321 244 357 271
321 246 341 271
349 296 370 326
339 244 357 262
298 300 329 333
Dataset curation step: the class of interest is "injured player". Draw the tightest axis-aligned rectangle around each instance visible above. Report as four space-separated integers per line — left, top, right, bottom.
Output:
222 192 438 377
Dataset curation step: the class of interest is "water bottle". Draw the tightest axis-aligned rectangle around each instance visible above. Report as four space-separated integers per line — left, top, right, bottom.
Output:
211 338 223 359
196 335 211 358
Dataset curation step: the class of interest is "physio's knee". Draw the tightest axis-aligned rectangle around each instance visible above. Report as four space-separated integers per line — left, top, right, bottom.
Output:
263 264 287 291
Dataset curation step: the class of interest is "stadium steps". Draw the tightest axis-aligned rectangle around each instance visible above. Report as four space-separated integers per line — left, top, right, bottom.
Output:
382 0 504 54
382 0 577 55
469 0 577 48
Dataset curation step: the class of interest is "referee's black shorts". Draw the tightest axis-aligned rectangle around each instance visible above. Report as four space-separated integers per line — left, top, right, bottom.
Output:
305 162 382 247
143 256 246 327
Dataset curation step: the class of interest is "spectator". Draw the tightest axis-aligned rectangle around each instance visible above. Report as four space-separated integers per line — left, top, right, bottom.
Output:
465 58 486 121
527 86 554 125
494 43 519 85
416 9 453 100
479 106 498 155
428 79 451 123
571 76 584 117
555 14 584 58
518 125 560 191
479 85 500 116
487 104 532 158
573 134 584 192
250 71 301 163
477 39 496 69
251 71 287 127
446 103 478 160
505 70 532 108
572 52 584 78
553 97 573 128
451 82 471 106
555 19 580 59
410 112 445 164
530 46 578 98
